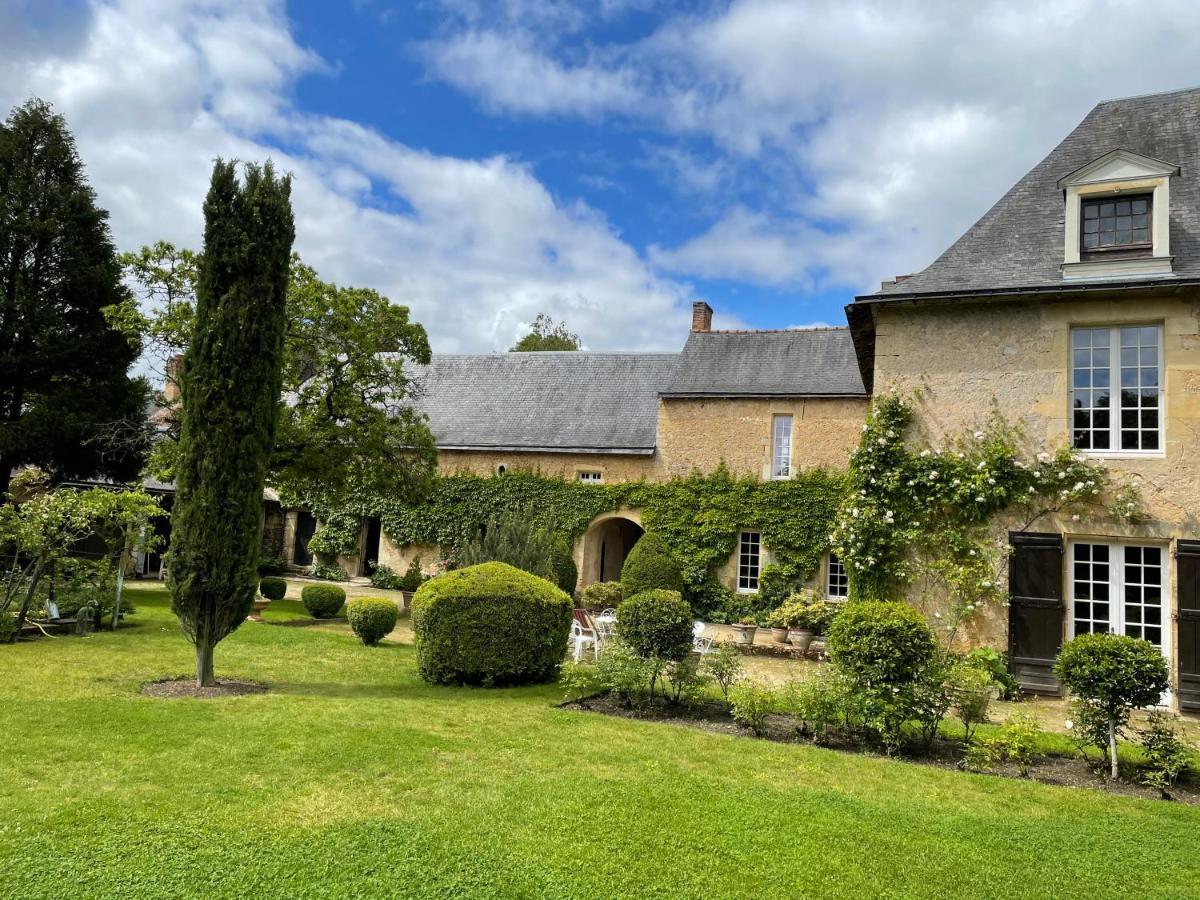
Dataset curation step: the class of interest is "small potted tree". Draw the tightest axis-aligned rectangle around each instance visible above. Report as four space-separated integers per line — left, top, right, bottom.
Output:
397 556 427 610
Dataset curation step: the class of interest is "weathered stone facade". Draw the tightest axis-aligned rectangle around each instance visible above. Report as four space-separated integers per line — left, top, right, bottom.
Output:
872 290 1200 649
657 397 866 478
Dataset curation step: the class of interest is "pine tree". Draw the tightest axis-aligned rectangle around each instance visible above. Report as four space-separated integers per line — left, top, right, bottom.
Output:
0 99 147 495
169 160 293 686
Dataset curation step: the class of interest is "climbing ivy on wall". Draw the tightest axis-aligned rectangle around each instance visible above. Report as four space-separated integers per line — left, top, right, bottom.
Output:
291 466 846 618
833 392 1142 642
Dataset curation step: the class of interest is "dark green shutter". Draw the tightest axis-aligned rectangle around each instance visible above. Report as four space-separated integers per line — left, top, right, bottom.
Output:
1176 541 1200 711
1008 532 1065 694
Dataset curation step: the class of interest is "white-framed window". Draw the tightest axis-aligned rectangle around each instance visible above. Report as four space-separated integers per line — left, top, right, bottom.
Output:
1071 324 1163 454
737 531 761 593
827 552 848 600
1070 541 1168 659
577 470 603 484
771 414 793 479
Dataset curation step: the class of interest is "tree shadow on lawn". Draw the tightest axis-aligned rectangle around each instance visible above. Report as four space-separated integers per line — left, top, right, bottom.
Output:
267 672 562 703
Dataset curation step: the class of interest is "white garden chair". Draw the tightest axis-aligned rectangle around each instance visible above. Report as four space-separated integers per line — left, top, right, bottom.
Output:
571 610 598 662
692 621 714 655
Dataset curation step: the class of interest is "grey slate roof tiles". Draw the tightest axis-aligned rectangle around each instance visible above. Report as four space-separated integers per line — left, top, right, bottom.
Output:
403 327 865 453
865 86 1200 299
406 351 678 453
663 328 866 397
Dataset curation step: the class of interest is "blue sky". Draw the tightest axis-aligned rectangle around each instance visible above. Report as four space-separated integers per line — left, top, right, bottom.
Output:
5 1 1200 354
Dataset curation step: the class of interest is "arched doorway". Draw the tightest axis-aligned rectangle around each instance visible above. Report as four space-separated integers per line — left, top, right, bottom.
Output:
580 512 645 587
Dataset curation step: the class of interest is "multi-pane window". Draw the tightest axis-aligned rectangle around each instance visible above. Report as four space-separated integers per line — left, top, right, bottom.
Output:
827 553 848 599
772 415 793 478
1071 542 1166 652
1081 194 1151 254
577 471 603 484
737 531 761 592
1071 325 1163 453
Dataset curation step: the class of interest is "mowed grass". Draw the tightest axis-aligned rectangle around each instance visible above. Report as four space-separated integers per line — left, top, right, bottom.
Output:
2 586 1199 899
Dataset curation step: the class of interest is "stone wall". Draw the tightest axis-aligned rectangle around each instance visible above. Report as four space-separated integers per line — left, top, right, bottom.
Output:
656 397 866 478
872 288 1200 646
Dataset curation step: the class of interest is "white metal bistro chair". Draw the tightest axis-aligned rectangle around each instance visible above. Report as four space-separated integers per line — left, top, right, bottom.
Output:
571 609 599 662
692 621 714 655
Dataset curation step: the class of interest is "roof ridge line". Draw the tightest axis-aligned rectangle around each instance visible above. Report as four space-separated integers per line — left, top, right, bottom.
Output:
707 325 849 334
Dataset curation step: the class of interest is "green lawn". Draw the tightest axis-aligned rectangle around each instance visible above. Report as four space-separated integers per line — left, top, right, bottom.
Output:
2 585 1198 899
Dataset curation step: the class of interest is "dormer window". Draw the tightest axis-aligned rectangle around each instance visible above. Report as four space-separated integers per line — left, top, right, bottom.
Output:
1058 149 1178 280
1081 194 1151 257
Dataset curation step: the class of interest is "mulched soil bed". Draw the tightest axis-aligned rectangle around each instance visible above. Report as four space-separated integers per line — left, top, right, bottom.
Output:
564 693 1200 805
141 678 268 699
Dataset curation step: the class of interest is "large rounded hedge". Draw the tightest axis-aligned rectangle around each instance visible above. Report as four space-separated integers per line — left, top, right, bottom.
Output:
301 584 346 619
826 600 936 685
617 589 693 662
620 533 683 597
347 597 399 646
258 576 287 601
411 562 573 686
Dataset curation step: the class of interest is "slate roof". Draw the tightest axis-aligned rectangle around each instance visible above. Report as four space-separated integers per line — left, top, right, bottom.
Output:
662 328 867 397
865 86 1200 300
406 352 679 454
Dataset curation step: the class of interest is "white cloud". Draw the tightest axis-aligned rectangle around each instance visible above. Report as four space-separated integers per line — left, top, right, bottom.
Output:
1 0 695 355
421 0 1200 292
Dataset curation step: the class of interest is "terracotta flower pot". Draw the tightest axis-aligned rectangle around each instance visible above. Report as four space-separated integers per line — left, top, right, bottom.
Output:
731 624 757 645
769 626 790 644
788 629 814 651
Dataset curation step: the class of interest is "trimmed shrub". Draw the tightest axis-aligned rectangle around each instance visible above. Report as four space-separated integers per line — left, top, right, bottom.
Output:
311 561 348 582
826 600 938 753
1054 631 1169 778
347 597 399 646
620 533 683 597
550 537 578 594
301 584 346 618
369 563 404 591
616 589 693 663
411 562 572 686
826 601 936 685
258 576 287 601
580 581 623 609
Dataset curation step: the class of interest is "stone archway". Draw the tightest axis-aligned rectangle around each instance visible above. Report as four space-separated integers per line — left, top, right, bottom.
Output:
579 511 645 588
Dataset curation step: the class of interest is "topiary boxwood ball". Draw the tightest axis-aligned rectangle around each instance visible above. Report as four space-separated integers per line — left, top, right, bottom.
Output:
617 589 693 662
411 562 573 686
346 597 399 646
620 533 683 597
301 584 346 619
826 600 936 685
258 576 287 601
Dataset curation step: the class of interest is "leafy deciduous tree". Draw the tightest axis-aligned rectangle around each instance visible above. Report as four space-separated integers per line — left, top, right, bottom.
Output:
509 313 581 352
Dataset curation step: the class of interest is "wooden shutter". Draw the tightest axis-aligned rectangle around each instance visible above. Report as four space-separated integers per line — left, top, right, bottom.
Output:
1008 531 1065 694
1176 541 1200 711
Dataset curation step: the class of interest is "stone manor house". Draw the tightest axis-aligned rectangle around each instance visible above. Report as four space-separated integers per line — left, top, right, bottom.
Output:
161 87 1200 709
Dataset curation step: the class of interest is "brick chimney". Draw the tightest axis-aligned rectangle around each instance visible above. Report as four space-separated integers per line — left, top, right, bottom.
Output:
164 354 184 404
691 301 713 333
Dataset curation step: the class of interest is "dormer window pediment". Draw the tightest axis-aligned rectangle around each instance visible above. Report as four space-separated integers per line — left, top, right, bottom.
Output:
1059 149 1179 281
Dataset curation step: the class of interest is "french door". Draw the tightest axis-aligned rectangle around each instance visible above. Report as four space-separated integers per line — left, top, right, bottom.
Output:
1069 542 1169 661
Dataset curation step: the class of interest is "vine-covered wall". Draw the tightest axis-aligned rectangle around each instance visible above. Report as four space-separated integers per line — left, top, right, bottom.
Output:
297 466 846 617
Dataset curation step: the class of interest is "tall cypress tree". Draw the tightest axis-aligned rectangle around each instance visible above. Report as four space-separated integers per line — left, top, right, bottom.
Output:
170 160 293 686
0 99 147 495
